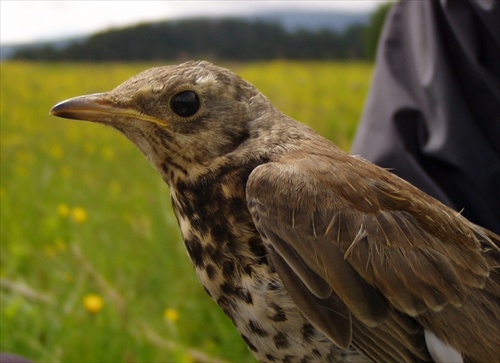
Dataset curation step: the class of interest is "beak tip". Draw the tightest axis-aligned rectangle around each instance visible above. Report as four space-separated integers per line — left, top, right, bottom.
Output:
49 94 107 121
49 100 74 119
49 102 62 116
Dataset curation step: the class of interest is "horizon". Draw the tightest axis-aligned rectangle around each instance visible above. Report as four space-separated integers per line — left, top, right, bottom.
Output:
0 1 382 45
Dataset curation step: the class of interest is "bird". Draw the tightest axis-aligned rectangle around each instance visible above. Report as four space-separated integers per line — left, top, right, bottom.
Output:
50 61 499 363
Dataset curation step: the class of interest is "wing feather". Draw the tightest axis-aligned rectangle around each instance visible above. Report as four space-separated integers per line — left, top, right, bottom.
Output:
246 151 499 362
268 245 353 349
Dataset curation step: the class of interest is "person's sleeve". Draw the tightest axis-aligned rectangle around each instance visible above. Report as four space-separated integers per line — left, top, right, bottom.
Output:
351 0 500 234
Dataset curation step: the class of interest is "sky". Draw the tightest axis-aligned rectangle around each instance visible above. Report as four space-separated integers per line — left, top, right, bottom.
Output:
0 1 382 45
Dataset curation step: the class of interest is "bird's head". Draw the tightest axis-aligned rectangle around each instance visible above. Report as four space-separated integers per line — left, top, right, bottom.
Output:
50 61 272 182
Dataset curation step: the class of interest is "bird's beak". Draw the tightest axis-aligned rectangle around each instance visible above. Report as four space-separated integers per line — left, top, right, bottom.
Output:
50 93 167 126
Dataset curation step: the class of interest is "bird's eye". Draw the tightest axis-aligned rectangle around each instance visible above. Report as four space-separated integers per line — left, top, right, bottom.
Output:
170 90 200 117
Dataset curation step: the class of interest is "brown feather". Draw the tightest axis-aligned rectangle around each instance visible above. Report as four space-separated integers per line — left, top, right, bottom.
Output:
247 145 500 362
268 246 353 349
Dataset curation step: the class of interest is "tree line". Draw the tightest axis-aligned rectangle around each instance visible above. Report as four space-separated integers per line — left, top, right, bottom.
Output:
11 5 391 62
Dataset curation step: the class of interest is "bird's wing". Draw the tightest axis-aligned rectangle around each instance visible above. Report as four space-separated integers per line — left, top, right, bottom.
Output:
246 150 499 362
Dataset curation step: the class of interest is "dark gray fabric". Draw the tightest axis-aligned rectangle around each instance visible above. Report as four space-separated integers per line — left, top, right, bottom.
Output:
351 0 500 234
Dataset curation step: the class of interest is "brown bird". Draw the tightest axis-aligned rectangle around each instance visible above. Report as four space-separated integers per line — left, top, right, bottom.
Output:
51 61 499 363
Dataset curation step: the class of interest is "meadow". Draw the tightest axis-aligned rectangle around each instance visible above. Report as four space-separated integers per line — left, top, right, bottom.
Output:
1 61 373 362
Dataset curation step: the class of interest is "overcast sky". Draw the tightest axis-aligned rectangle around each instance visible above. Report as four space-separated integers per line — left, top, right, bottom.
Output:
1 1 382 45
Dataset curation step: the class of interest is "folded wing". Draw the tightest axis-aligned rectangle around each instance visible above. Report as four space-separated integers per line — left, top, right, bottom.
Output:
246 150 499 362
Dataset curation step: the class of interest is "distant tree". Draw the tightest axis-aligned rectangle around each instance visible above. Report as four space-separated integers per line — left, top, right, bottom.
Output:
340 24 365 59
10 16 383 62
363 2 394 60
11 44 58 61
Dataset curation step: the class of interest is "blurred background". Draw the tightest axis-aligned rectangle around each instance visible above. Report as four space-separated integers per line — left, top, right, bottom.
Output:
1 1 392 362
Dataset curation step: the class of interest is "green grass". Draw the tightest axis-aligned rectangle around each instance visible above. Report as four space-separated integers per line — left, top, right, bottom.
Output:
1 60 373 362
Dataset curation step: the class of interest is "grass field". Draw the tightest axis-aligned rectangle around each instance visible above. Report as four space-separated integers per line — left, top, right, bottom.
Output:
1 60 373 362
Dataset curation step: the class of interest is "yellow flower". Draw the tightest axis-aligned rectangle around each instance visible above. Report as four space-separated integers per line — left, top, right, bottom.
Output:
182 353 195 363
55 238 66 251
60 165 72 178
83 294 104 314
109 181 122 194
101 147 115 160
49 144 64 159
84 142 96 155
15 165 28 176
44 245 56 257
16 149 35 164
163 307 179 322
71 206 87 223
57 203 70 217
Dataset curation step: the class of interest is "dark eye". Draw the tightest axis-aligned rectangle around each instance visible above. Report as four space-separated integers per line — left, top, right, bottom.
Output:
170 90 200 117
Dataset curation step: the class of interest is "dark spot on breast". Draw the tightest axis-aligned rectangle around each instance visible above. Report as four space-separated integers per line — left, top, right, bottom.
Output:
240 289 253 304
220 282 253 305
216 295 236 323
311 349 322 358
222 260 235 278
301 323 316 344
241 334 258 352
243 264 254 276
248 319 269 337
300 355 311 363
248 236 268 264
226 196 250 223
205 243 224 265
220 281 236 295
273 331 290 349
267 280 280 291
205 263 217 280
184 236 205 267
265 354 276 361
209 220 234 244
269 302 287 322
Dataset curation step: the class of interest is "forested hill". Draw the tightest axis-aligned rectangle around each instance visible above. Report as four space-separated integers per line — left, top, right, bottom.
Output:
10 7 391 61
